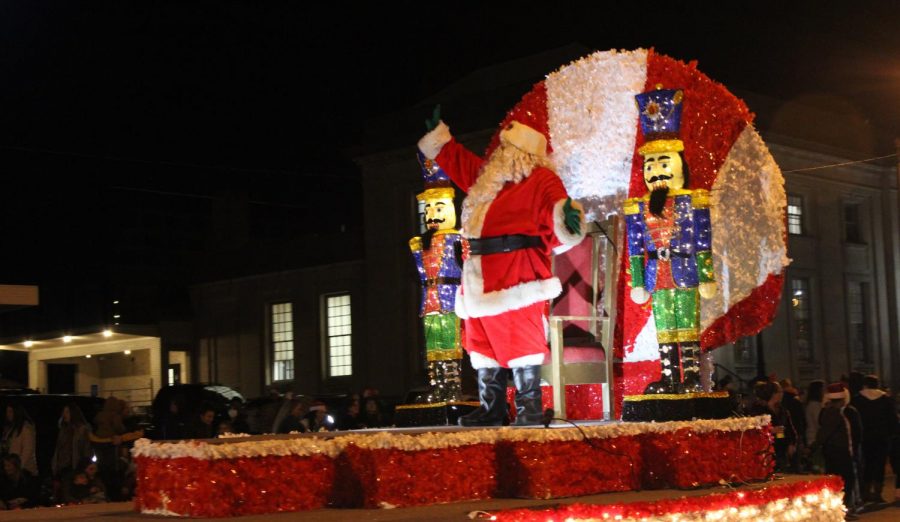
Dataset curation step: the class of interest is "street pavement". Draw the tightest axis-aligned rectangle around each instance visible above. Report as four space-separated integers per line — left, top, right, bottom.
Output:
3 475 898 521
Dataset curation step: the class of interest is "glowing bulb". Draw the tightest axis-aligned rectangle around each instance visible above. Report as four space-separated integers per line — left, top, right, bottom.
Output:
102 329 113 338
124 350 131 355
63 336 72 343
23 340 33 348
85 354 91 359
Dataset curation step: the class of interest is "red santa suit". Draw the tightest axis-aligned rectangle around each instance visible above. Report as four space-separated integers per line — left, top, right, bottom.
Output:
418 120 585 368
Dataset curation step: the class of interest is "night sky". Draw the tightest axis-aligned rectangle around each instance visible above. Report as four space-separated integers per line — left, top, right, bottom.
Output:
1 1 898 335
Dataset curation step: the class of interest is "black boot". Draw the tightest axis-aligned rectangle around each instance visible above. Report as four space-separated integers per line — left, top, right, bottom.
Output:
511 365 543 426
680 342 703 393
644 343 683 394
458 367 509 427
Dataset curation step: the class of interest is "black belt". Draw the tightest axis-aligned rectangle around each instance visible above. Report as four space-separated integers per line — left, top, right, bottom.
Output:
425 277 461 287
648 248 691 262
469 234 543 255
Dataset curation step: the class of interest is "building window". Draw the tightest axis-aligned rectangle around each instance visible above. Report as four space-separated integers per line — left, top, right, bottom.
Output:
848 282 871 366
790 278 813 362
787 195 804 235
325 294 353 377
271 302 294 381
843 202 863 244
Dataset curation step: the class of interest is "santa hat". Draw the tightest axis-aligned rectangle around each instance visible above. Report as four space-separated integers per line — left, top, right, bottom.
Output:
486 81 552 158
825 382 849 402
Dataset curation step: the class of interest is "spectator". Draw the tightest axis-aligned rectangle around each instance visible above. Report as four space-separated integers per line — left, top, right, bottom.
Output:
1 402 37 476
804 380 826 472
52 403 93 480
256 388 282 434
851 375 896 503
305 401 329 432
361 397 385 428
277 399 308 434
891 406 900 501
844 396 864 510
780 379 806 471
813 382 858 510
116 446 136 500
271 391 296 434
0 454 37 510
62 458 106 504
804 380 825 445
748 381 798 472
161 399 185 440
227 398 250 434
847 371 865 399
93 397 126 498
336 398 363 431
185 404 217 439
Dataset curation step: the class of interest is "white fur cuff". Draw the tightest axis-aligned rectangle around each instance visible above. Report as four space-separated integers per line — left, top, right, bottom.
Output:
508 354 547 368
468 351 501 369
417 121 452 160
552 198 586 253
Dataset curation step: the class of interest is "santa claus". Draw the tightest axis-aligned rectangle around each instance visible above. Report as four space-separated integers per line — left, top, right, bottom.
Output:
418 109 585 426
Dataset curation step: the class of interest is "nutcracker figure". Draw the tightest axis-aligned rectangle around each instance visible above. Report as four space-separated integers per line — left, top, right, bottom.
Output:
625 86 717 394
409 151 466 402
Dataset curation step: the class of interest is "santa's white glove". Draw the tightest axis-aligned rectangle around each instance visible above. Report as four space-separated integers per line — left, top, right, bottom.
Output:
699 281 718 299
630 287 650 304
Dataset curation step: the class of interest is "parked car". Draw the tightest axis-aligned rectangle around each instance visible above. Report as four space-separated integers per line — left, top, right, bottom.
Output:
148 384 244 439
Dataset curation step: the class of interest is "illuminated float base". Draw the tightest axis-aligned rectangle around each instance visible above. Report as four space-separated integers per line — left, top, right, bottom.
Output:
134 416 774 517
394 401 480 427
488 475 845 522
621 391 734 422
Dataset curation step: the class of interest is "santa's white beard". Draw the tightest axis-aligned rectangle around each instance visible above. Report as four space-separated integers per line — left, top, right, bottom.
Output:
461 144 546 238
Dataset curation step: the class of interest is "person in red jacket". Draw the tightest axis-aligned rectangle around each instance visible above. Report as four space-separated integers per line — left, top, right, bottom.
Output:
418 107 585 426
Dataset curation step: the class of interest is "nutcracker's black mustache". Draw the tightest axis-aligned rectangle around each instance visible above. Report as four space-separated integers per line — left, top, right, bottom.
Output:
426 218 445 225
646 174 673 184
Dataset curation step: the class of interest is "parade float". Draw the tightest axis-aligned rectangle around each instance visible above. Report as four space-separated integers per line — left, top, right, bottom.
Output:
131 49 832 520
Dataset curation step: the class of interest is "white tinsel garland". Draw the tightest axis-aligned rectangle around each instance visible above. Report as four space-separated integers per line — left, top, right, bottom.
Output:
133 416 769 461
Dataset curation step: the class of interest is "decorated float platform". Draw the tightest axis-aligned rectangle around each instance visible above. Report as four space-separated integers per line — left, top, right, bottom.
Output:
132 416 789 518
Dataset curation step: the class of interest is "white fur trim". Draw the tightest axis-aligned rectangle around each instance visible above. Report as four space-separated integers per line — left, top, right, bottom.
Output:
457 255 563 318
508 354 546 368
500 121 548 157
551 198 585 255
454 287 469 319
417 121 452 160
468 351 501 369
860 388 886 400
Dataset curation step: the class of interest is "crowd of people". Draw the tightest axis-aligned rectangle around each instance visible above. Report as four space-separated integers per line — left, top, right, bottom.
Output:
1 398 140 510
719 371 900 515
154 387 389 442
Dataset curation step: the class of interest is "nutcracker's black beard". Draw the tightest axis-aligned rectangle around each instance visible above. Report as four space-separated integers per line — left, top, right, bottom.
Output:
421 228 436 251
648 186 669 217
